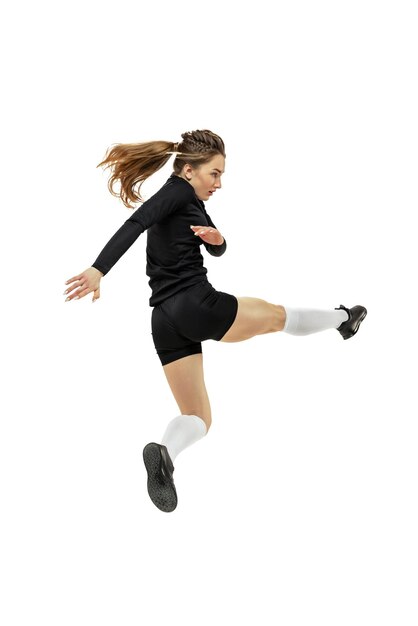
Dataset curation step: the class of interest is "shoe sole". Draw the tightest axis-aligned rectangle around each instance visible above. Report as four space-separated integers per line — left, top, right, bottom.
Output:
342 307 368 340
143 443 177 512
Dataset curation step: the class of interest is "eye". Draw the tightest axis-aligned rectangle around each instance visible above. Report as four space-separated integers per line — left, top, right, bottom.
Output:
212 172 218 177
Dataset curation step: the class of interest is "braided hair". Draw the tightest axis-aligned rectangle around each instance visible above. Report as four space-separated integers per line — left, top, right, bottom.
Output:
97 129 226 209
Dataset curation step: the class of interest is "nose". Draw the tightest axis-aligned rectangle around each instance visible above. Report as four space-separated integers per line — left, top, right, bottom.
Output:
215 178 222 189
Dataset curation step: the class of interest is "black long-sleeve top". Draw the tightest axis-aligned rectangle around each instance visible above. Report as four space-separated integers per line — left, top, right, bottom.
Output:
91 173 227 307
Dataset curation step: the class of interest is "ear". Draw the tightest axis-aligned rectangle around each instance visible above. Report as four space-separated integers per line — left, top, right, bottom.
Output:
183 164 193 178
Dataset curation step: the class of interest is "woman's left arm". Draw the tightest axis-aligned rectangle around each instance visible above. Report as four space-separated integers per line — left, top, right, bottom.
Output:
190 211 227 256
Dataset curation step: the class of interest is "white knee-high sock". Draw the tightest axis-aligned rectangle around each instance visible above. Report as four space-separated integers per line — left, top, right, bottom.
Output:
283 306 349 335
161 414 208 462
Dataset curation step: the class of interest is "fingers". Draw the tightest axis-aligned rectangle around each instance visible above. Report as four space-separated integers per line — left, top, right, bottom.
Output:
190 225 214 236
190 225 212 232
64 279 82 298
65 274 83 285
65 287 89 301
190 225 223 246
64 279 82 292
64 278 90 301
64 275 85 299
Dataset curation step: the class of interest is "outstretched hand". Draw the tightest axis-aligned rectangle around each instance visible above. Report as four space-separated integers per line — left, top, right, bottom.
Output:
190 225 224 246
64 267 104 303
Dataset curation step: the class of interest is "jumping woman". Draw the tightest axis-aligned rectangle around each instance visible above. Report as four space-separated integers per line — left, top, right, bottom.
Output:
64 129 367 513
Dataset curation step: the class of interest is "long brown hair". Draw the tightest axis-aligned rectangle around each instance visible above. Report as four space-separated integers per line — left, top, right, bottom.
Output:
96 129 226 209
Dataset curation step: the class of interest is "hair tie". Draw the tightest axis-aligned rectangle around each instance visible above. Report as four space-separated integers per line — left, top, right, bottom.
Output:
166 142 182 156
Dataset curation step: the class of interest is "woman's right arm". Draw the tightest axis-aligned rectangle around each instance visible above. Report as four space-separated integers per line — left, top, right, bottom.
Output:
64 181 194 302
91 181 195 276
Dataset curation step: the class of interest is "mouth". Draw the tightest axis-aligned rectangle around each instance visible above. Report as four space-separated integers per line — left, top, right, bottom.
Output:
208 190 215 195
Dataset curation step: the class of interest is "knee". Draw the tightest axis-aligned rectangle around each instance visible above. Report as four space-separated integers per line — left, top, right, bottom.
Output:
193 412 212 433
202 415 212 433
272 305 286 332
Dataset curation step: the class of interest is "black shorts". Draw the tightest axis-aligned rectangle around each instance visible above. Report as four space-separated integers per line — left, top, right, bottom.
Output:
151 279 238 366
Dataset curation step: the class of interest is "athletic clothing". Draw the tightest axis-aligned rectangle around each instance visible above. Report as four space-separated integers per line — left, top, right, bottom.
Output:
91 173 227 307
91 172 238 365
161 414 208 463
151 279 238 365
282 307 349 335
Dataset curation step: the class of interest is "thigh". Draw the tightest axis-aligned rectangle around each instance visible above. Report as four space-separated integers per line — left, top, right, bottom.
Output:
219 296 285 342
162 353 212 428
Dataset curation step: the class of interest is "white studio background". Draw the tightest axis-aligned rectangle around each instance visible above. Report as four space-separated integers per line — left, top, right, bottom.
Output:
1 1 417 625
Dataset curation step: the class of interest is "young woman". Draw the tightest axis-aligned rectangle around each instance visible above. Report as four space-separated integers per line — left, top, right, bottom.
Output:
64 129 367 513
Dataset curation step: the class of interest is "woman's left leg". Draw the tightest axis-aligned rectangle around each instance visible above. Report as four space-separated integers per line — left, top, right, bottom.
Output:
220 297 350 343
220 298 366 343
220 297 286 343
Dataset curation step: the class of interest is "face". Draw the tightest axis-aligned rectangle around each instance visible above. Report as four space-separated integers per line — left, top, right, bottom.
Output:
179 154 225 201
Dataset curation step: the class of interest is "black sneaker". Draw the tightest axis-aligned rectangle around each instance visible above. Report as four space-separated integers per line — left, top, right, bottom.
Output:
335 304 367 340
143 442 177 512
